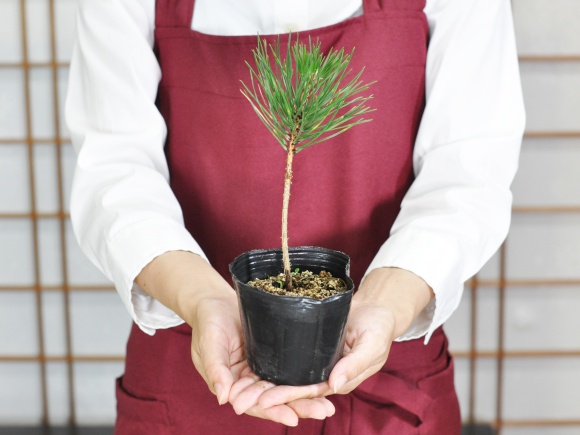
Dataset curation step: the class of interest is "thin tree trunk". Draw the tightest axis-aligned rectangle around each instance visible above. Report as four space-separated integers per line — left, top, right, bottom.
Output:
282 144 295 291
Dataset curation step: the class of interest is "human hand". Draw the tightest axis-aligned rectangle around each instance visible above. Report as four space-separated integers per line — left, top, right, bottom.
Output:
328 267 434 394
136 251 240 403
250 267 433 406
187 287 335 425
183 267 337 425
189 282 338 426
136 251 336 426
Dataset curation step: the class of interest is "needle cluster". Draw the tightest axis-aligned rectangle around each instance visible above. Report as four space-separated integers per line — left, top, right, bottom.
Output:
241 35 375 152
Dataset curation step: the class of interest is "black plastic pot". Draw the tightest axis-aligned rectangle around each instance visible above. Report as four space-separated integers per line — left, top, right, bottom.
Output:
229 246 354 386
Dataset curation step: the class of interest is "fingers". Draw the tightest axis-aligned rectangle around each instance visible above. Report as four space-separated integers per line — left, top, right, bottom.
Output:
331 339 386 393
287 398 335 420
192 349 235 405
243 397 334 426
245 404 299 427
230 377 276 415
190 295 246 405
229 374 335 426
257 382 331 409
326 303 395 395
192 328 243 404
331 363 383 394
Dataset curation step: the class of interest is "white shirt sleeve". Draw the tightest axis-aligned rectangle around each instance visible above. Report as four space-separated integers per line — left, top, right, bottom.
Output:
66 0 206 335
364 0 526 342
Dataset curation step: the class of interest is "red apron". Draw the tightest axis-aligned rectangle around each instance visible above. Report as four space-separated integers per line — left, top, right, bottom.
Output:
115 0 461 433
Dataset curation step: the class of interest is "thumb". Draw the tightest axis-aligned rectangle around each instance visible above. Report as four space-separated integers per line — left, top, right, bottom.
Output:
193 336 236 405
328 336 389 394
206 361 235 405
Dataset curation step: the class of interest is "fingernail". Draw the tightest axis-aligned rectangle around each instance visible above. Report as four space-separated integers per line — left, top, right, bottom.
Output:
287 417 299 427
328 402 336 417
333 375 348 393
215 383 225 405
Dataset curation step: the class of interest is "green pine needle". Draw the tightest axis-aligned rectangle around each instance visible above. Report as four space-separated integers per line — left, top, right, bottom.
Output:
240 34 375 153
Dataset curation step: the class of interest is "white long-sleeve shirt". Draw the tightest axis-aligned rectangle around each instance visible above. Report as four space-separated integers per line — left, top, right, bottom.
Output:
66 0 525 342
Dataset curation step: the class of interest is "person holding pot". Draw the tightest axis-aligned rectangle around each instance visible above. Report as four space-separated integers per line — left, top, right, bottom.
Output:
67 0 524 433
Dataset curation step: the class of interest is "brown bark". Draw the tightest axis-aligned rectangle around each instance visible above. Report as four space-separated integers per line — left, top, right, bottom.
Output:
282 143 295 291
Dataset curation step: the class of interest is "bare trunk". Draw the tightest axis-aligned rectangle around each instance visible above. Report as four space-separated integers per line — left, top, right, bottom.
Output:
282 144 295 291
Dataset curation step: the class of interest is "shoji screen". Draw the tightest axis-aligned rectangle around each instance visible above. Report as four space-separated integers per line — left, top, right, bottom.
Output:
0 0 130 425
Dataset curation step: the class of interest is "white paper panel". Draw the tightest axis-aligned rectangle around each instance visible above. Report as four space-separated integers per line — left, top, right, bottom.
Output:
453 357 469 420
0 0 22 63
0 362 42 424
30 67 55 138
42 290 67 356
505 428 580 435
0 291 38 355
472 358 498 423
38 218 63 286
445 286 471 352
34 143 59 214
445 286 501 353
55 0 78 63
0 69 26 139
477 250 501 281
508 214 580 280
505 286 580 351
453 357 499 422
0 219 35 286
475 287 500 352
73 362 124 425
70 291 132 355
513 0 580 55
513 138 580 206
25 0 51 63
521 62 580 132
46 362 70 425
0 144 30 213
503 357 580 420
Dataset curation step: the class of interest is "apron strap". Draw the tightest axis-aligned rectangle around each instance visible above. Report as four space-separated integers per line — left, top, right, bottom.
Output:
154 0 425 30
363 0 381 14
379 0 427 13
155 0 196 28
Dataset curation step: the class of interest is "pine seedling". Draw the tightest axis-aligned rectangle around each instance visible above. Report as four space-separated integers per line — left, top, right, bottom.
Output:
240 34 375 291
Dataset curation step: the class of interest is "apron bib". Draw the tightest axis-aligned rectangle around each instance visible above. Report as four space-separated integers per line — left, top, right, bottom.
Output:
115 0 461 433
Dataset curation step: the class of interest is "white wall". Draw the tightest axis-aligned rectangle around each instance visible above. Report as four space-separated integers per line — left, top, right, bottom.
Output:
0 0 579 432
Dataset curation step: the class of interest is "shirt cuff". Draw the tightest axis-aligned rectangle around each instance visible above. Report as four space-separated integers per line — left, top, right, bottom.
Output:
107 218 208 335
363 227 464 344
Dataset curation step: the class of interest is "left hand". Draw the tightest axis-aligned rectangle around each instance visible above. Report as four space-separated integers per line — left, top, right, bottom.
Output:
229 267 434 416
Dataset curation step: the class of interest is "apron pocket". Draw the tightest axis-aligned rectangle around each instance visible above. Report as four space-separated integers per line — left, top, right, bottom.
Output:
115 376 172 435
416 354 462 435
349 397 422 435
417 353 456 397
349 370 431 434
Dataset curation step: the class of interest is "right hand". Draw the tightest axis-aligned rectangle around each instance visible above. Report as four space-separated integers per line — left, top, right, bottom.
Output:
136 251 335 426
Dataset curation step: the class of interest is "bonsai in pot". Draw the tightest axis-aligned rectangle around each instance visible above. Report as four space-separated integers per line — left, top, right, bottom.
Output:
229 35 375 386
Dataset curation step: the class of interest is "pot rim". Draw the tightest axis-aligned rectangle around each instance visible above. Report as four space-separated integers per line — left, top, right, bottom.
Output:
229 246 355 304
230 245 350 259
